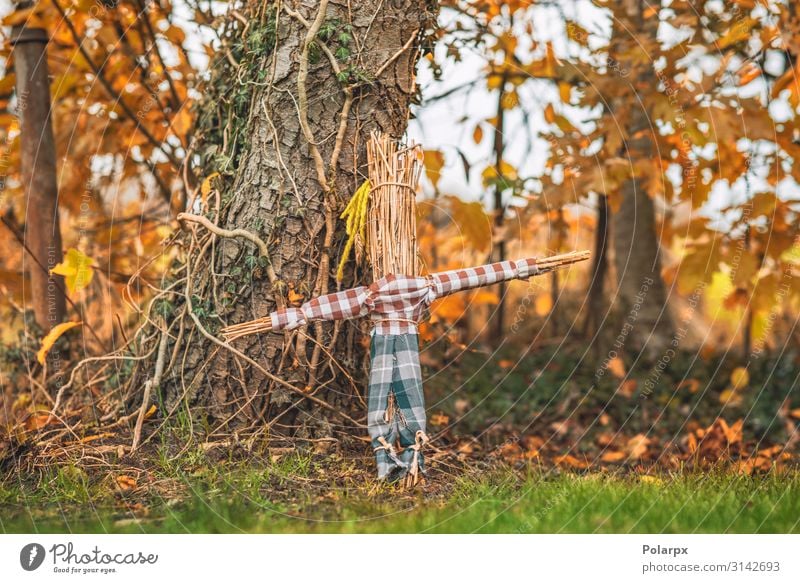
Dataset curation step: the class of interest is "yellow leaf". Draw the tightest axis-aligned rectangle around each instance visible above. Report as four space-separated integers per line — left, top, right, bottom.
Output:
639 475 663 486
481 160 518 187
171 108 193 137
500 90 519 110
719 387 742 406
200 172 220 204
718 17 757 49
37 321 81 365
423 149 445 190
558 81 572 103
51 248 95 294
730 367 749 390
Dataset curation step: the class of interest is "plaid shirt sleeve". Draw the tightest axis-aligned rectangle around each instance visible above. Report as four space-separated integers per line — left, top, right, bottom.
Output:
270 286 370 331
428 257 539 300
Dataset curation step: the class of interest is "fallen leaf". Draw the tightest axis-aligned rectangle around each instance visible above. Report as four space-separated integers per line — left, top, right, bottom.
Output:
554 454 589 469
617 379 638 398
607 356 626 379
639 475 663 485
626 434 651 460
116 475 137 491
430 413 449 426
730 367 750 390
676 379 701 393
600 451 626 463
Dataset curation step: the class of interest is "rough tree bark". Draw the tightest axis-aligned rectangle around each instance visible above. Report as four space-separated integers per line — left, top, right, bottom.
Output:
12 16 66 333
161 1 437 438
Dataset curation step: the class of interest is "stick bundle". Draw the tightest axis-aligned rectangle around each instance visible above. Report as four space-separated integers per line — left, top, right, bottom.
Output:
366 132 423 279
533 250 591 273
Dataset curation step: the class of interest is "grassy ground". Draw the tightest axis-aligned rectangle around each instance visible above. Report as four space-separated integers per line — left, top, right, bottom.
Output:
2 456 798 533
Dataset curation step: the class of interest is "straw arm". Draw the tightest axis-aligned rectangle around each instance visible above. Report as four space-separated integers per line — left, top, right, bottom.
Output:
428 250 590 300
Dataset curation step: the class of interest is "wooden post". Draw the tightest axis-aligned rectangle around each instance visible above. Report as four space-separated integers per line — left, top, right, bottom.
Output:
12 14 67 331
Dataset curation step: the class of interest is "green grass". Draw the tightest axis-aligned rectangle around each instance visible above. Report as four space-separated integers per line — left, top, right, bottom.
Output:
2 465 798 534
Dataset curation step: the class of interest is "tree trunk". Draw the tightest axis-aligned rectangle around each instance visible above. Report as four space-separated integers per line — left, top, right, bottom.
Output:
489 80 507 342
164 1 435 437
609 0 674 362
583 193 609 338
12 20 66 333
612 99 674 360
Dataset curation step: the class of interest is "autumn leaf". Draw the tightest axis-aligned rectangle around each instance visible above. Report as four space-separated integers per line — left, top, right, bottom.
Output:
617 379 638 398
544 103 556 124
600 450 626 463
626 434 650 460
607 356 626 379
534 293 552 316
481 160 518 188
37 321 81 365
50 248 95 294
116 475 138 491
472 124 484 144
554 454 589 469
730 367 749 390
287 288 305 306
423 149 445 190
430 413 449 426
639 475 664 486
200 171 220 204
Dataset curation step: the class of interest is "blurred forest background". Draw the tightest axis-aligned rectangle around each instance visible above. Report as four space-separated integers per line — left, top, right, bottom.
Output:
0 0 799 489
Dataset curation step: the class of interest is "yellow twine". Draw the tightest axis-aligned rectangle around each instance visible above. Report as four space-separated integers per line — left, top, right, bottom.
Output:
336 179 371 282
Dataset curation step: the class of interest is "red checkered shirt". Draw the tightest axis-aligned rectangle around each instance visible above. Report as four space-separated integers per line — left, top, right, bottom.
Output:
269 257 540 335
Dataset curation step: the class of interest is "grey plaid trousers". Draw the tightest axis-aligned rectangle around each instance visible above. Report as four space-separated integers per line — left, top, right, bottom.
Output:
367 333 427 480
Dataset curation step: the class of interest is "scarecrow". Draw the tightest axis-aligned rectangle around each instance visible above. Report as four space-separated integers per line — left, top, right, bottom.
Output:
222 134 589 486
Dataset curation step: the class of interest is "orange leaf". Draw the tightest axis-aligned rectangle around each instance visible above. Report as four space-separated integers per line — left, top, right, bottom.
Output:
116 475 137 491
554 454 589 469
617 379 638 398
600 451 626 463
607 356 626 379
535 293 553 316
472 124 483 144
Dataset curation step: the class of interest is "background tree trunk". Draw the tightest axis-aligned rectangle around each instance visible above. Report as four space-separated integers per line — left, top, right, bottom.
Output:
610 0 674 361
163 1 436 439
12 18 66 333
583 193 608 340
